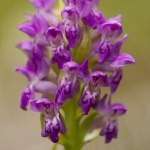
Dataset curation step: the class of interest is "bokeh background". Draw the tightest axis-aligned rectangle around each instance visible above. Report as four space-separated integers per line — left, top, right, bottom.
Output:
0 0 150 150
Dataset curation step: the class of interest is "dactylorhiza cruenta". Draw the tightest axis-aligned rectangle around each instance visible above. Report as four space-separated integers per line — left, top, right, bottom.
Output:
15 0 135 149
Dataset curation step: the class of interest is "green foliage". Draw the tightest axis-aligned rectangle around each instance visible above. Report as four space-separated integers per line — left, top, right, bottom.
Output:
75 26 91 64
40 113 44 129
52 144 57 150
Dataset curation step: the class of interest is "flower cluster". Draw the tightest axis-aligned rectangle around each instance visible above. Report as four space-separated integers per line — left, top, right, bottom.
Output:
15 0 135 146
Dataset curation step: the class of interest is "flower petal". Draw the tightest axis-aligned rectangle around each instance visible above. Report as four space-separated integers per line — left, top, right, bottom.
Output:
110 53 136 67
15 66 36 81
101 20 122 38
95 94 108 113
30 98 58 113
55 81 74 105
33 13 50 34
33 80 57 95
51 46 71 69
45 27 64 48
78 89 98 115
18 23 36 37
107 103 127 116
56 114 67 134
109 68 123 94
30 0 56 10
20 86 34 110
17 40 33 52
82 10 97 29
92 61 114 73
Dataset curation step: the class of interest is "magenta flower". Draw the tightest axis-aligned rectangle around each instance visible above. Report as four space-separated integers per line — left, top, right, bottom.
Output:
45 27 71 68
61 6 80 48
30 0 58 24
18 13 50 45
15 0 136 145
15 54 57 110
30 98 66 143
90 94 127 143
55 60 89 105
95 18 123 63
78 71 109 115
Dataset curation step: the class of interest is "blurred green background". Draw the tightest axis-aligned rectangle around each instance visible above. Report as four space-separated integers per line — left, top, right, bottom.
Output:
0 0 150 150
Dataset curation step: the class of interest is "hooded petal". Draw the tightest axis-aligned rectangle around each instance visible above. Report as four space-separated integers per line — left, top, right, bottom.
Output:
61 6 79 24
63 59 89 80
87 71 108 88
110 53 135 67
101 20 122 39
107 103 127 116
30 98 58 113
45 27 64 48
33 80 57 95
20 86 34 110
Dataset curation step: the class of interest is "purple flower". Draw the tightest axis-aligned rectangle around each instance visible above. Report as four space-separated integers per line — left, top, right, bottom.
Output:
15 54 57 110
30 98 66 143
70 0 91 18
91 94 127 143
109 53 135 94
55 60 89 105
17 40 48 57
92 34 128 72
94 18 123 63
78 71 109 115
82 10 98 29
45 27 71 68
92 33 135 94
18 13 50 45
29 0 58 24
61 6 80 48
69 0 104 29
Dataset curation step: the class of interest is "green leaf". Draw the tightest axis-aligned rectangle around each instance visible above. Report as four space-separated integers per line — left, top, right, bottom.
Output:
78 111 98 141
75 26 91 64
84 128 100 143
52 144 57 150
40 113 44 129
